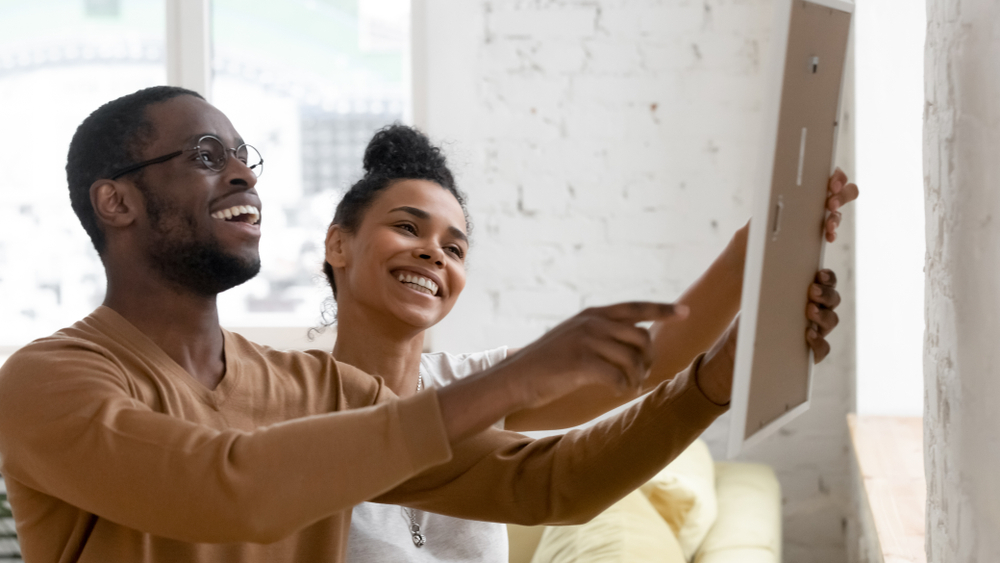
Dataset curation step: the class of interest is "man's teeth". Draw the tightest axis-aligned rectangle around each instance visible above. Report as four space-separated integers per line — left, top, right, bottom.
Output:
397 273 439 296
210 205 260 224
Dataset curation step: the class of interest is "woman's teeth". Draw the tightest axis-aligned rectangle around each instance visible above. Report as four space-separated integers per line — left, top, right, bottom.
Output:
211 205 261 224
397 272 439 296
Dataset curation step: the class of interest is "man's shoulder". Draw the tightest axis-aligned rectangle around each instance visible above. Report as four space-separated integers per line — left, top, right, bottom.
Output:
1 316 121 382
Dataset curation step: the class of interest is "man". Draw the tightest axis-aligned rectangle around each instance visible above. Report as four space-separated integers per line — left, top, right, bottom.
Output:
0 87 845 562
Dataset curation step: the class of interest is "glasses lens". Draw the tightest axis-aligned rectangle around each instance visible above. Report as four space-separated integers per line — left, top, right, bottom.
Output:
239 144 264 177
197 136 227 171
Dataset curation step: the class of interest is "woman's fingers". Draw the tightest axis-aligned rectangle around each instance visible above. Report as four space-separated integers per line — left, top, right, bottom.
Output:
816 269 837 287
809 282 841 309
806 269 840 363
806 327 832 363
824 210 842 242
807 303 839 337
827 176 860 212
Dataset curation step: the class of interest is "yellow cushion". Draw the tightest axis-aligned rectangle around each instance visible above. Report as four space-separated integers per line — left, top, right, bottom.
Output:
694 462 781 563
640 439 717 561
529 490 686 563
508 523 546 563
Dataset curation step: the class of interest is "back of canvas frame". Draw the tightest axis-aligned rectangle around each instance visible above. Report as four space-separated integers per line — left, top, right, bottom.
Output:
728 0 853 458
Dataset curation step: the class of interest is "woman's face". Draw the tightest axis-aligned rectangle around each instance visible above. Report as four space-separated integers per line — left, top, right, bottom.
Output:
327 179 469 330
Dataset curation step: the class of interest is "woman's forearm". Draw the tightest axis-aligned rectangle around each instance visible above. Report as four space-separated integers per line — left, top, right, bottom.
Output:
643 223 747 391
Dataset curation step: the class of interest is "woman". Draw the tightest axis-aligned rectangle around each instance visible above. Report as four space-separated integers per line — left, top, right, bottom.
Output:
324 125 855 562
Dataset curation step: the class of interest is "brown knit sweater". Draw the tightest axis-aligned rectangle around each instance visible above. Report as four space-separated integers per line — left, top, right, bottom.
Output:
0 306 726 562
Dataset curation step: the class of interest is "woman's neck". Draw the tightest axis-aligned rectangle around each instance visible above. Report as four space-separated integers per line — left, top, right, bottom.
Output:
331 306 426 398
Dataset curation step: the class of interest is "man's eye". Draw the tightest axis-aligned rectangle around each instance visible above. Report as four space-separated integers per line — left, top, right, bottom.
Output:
197 151 214 163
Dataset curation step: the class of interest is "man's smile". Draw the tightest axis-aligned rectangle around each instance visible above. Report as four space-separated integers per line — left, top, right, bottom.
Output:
210 204 261 225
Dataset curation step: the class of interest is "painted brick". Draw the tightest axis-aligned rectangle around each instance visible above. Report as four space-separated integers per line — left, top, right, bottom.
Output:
487 6 598 39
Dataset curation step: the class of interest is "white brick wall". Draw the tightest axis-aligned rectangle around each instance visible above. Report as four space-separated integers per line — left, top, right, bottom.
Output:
418 2 856 561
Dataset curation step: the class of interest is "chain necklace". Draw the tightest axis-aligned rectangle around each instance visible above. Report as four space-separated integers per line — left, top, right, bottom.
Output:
404 372 426 548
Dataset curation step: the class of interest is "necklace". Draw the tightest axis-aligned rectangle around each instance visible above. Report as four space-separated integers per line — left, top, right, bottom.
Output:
405 371 426 547
403 506 426 547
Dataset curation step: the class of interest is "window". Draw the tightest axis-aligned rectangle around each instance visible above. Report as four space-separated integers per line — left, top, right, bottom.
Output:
0 0 166 346
0 0 411 347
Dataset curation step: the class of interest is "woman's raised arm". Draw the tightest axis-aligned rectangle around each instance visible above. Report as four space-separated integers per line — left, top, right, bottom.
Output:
504 169 858 432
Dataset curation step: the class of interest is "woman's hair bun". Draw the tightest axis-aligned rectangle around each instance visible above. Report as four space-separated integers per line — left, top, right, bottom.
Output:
362 124 455 189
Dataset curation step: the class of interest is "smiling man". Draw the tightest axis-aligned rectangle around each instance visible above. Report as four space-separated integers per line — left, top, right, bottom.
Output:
0 86 833 562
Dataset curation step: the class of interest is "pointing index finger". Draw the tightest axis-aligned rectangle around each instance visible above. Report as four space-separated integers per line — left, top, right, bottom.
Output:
596 301 690 323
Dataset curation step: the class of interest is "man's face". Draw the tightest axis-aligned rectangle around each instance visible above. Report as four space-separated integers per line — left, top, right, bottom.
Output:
129 95 263 296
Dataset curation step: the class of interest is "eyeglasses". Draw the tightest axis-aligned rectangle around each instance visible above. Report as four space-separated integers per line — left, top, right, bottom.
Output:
109 135 264 180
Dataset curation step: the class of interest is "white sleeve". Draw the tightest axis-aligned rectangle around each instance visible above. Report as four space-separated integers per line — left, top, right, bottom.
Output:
420 347 510 429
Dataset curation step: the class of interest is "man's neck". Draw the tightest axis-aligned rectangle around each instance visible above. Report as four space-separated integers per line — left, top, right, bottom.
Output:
103 275 227 390
332 304 425 398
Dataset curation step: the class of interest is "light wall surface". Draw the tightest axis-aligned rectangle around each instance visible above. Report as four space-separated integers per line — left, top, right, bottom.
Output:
925 0 1000 559
416 1 856 561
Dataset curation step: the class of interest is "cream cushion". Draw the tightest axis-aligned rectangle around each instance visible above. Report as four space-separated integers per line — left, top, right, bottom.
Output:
694 462 781 563
640 439 718 560
529 490 685 563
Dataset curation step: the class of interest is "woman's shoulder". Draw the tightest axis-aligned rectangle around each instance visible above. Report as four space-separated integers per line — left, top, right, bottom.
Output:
419 346 508 387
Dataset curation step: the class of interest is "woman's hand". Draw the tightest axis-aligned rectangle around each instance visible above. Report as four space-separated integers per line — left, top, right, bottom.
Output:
805 269 840 362
824 168 860 242
695 268 845 405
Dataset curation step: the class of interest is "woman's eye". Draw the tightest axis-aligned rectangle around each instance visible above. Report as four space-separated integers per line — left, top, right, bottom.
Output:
396 223 417 234
447 246 465 259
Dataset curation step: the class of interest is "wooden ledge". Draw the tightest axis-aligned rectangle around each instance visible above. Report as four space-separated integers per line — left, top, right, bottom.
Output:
847 414 925 563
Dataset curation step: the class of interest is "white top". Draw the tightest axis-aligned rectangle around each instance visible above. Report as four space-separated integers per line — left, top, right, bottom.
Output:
347 347 510 563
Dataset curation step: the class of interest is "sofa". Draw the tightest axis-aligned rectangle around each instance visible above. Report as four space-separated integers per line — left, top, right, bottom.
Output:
507 440 782 563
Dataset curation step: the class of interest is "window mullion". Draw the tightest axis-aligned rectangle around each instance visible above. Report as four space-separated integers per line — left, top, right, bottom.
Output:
165 0 212 100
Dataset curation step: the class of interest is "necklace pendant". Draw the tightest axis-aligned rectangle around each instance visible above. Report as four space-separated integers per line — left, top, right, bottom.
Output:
410 523 426 547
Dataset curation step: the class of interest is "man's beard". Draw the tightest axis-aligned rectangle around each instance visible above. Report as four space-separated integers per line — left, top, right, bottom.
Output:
140 180 261 297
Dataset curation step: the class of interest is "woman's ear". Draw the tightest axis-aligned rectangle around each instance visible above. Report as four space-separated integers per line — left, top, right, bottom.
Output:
325 224 348 268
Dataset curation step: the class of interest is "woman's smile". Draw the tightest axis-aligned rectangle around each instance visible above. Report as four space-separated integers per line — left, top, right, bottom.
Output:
391 269 441 297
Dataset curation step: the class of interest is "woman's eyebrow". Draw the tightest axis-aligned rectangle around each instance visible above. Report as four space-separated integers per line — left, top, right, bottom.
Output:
390 206 430 219
390 206 468 243
448 226 469 244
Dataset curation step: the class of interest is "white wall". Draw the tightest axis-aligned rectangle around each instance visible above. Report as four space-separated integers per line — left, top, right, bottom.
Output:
417 2 856 561
855 0 926 417
925 0 1000 560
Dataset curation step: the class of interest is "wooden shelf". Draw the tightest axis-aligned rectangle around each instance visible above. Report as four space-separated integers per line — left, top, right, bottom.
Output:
847 414 925 563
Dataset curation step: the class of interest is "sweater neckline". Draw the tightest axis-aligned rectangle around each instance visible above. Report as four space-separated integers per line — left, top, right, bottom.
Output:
86 306 242 407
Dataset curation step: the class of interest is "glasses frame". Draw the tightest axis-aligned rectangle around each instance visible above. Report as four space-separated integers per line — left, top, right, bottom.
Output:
109 134 263 180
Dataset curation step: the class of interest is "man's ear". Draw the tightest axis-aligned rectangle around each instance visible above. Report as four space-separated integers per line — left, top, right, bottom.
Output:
90 179 139 229
325 224 348 268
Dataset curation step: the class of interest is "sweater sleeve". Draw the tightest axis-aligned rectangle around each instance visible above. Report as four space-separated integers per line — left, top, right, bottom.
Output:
373 361 727 526
0 338 452 544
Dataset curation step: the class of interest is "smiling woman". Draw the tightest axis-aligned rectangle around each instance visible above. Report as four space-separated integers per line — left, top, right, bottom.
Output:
324 125 511 563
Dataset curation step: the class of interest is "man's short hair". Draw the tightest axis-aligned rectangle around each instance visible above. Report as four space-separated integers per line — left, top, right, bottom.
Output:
66 86 204 255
